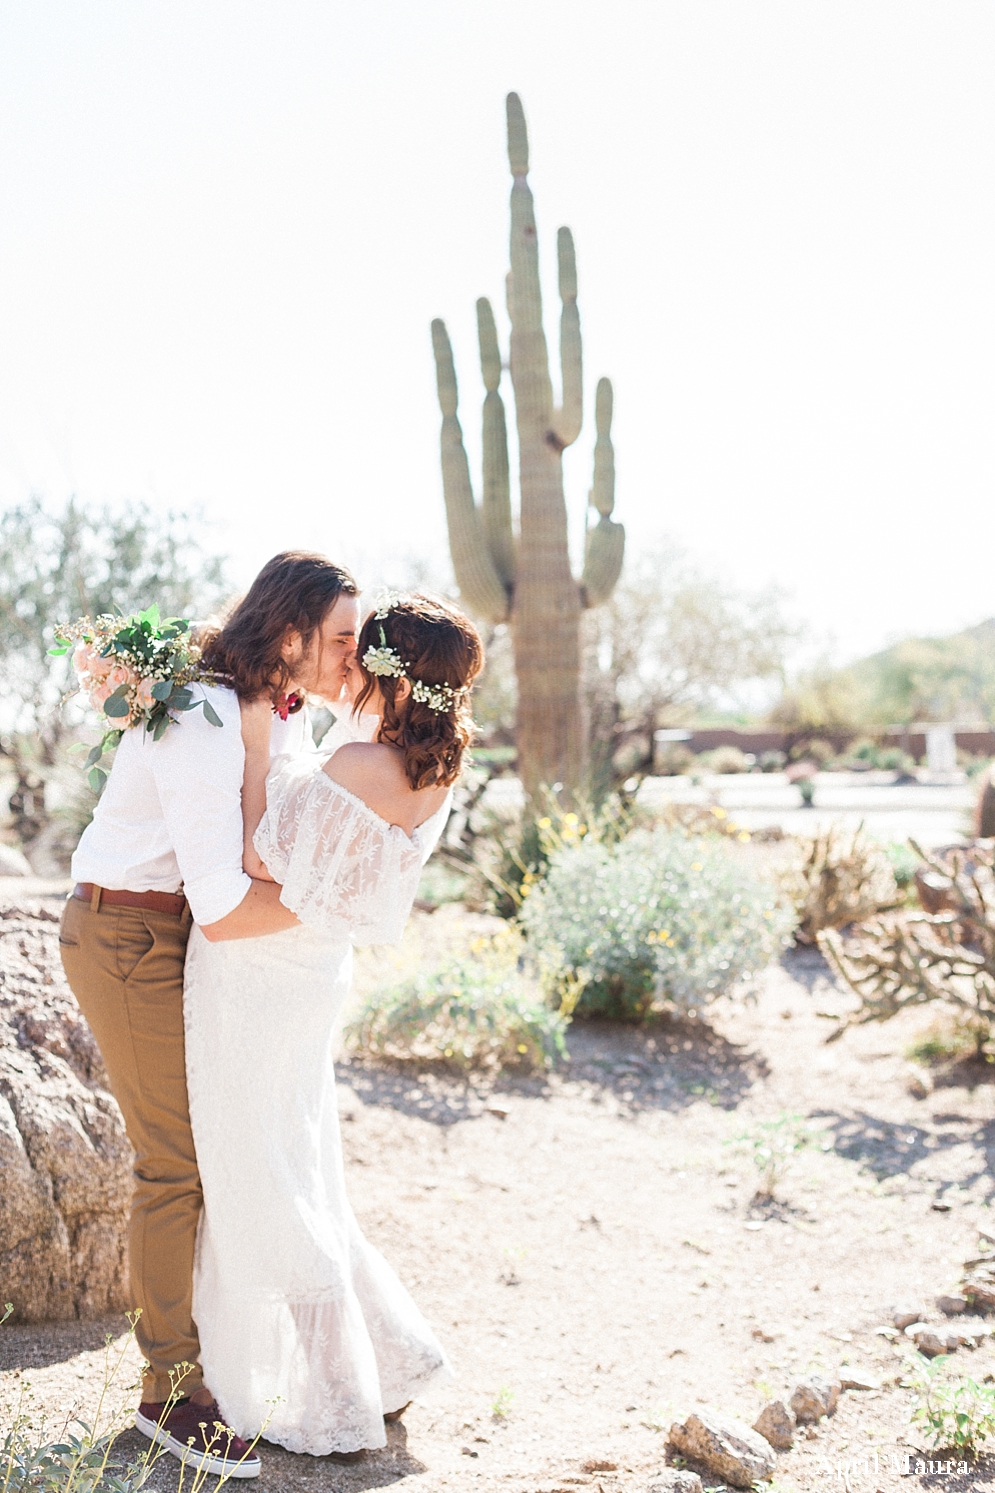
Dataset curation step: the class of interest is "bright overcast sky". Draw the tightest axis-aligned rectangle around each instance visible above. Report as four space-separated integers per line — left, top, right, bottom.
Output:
0 2 992 660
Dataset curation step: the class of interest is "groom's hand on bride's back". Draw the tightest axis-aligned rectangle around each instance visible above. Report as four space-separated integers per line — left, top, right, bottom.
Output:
199 878 299 942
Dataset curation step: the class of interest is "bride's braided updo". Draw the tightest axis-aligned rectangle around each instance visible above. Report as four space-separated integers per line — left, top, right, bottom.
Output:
353 593 483 790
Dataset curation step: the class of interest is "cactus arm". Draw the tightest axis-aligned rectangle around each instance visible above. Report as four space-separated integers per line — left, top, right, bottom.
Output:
551 227 582 449
431 318 510 623
476 297 516 588
581 516 625 607
506 93 555 439
581 377 625 606
590 377 616 516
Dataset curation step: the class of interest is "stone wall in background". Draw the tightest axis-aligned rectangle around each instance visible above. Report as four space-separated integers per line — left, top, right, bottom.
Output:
0 899 132 1321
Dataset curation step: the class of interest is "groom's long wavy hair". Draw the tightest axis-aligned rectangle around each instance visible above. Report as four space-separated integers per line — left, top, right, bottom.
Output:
200 551 358 704
353 594 483 790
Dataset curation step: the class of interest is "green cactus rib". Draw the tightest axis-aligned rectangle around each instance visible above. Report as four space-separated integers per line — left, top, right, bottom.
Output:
430 318 510 624
477 298 516 588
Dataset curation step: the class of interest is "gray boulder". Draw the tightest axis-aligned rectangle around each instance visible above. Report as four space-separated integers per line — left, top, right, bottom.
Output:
753 1399 795 1449
668 1409 777 1489
0 900 132 1321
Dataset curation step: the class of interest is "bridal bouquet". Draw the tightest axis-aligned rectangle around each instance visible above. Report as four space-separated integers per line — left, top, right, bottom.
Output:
50 606 222 790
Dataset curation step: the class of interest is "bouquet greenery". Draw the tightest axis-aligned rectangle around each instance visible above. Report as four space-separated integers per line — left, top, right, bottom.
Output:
50 605 222 791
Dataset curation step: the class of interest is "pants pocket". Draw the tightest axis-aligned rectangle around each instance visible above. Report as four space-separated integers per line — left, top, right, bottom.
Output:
59 896 81 948
115 915 156 983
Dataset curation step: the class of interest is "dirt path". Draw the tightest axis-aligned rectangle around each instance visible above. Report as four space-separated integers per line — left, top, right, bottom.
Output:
5 917 995 1492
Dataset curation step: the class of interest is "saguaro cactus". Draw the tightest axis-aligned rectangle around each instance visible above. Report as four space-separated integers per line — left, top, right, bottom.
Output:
431 93 625 800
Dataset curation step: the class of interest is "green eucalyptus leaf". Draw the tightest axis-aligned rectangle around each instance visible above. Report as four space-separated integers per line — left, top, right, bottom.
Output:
152 715 170 741
200 699 224 729
151 680 174 701
103 695 131 718
139 604 160 628
88 766 108 794
48 644 70 656
84 742 106 768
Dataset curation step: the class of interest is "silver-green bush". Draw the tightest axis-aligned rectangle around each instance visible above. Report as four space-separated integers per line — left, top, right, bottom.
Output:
520 828 793 1020
345 928 566 1070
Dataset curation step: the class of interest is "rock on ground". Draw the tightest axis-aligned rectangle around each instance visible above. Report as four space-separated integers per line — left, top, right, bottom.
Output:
789 1375 840 1423
753 1398 795 1449
648 1473 703 1493
668 1409 776 1489
0 900 132 1321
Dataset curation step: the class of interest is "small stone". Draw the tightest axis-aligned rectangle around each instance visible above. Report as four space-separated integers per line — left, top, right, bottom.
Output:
647 1474 703 1493
874 1326 899 1340
963 1277 995 1312
937 1294 969 1316
932 1200 952 1212
893 1305 928 1330
668 1410 776 1488
753 1399 795 1450
789 1376 840 1423
751 1326 775 1342
839 1370 881 1391
485 1103 511 1118
581 1461 618 1474
908 1328 950 1358
903 1321 933 1339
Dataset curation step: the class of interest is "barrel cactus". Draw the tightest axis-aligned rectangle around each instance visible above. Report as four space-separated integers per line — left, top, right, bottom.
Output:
431 93 624 801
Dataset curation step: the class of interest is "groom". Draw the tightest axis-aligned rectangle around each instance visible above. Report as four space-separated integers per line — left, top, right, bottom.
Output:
60 551 359 1479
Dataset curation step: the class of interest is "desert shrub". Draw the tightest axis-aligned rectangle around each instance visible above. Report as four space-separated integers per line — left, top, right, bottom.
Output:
519 827 793 1021
820 841 995 1044
698 745 750 774
344 927 566 1069
653 741 694 776
780 823 901 944
758 749 786 772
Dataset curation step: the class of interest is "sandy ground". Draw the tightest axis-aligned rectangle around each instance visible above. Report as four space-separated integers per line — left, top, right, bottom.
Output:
5 909 995 1491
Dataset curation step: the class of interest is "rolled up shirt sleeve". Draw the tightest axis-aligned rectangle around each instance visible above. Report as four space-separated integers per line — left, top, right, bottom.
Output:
148 688 252 926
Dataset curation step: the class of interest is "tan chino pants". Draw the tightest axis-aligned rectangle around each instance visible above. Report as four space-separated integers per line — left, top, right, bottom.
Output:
59 893 203 1403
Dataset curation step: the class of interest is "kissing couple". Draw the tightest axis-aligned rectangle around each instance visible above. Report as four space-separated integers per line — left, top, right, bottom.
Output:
59 551 484 1475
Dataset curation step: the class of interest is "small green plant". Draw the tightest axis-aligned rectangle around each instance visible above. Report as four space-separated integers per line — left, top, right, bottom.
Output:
0 1307 265 1492
885 840 920 892
906 1014 991 1065
520 826 792 1020
730 1113 826 1200
907 1354 995 1453
491 1386 515 1420
345 926 566 1069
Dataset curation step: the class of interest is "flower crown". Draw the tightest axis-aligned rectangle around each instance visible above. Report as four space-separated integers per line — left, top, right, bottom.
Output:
362 595 464 714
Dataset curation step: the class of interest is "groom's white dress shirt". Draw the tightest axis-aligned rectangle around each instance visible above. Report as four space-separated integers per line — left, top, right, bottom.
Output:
71 684 308 927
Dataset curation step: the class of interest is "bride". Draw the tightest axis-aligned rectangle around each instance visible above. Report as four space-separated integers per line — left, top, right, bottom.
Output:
183 592 483 1459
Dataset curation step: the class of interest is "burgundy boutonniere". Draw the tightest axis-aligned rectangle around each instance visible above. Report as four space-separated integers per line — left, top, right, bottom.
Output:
272 692 303 721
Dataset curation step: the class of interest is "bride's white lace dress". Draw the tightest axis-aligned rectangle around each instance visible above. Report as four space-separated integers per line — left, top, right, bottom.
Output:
184 750 454 1455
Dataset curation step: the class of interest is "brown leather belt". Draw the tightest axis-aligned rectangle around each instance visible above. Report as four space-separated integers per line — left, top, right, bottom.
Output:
73 883 187 918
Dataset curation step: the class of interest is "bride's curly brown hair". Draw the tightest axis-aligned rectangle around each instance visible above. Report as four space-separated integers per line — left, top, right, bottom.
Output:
353 594 484 790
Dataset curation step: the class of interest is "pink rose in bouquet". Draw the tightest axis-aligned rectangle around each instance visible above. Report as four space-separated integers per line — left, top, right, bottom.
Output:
135 676 158 711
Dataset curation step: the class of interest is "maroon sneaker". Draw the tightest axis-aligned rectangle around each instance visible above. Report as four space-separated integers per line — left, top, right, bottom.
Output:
135 1396 261 1479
